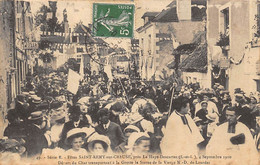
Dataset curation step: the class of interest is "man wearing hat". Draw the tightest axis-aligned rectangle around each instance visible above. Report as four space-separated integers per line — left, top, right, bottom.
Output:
207 107 258 165
4 109 26 139
234 92 256 130
27 95 42 114
95 108 125 151
59 105 88 149
24 111 48 157
15 94 29 121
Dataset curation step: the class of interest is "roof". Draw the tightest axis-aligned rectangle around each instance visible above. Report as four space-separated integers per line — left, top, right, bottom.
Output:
78 35 96 44
153 7 179 22
94 38 107 45
141 12 160 19
74 23 91 34
173 43 198 55
179 43 207 72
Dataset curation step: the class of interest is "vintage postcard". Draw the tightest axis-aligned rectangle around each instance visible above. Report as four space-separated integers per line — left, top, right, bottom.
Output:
0 0 259 165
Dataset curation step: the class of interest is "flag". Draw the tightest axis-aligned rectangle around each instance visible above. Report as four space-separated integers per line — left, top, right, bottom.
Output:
67 69 81 94
79 55 84 76
104 65 113 81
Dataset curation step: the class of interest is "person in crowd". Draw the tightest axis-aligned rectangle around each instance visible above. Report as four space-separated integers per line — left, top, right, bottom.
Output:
15 94 29 121
87 133 112 154
95 108 126 151
196 101 209 122
234 92 256 130
161 96 204 155
195 90 219 116
4 109 26 140
65 128 87 155
125 132 150 154
114 125 140 153
59 105 88 149
24 111 49 157
207 106 258 165
49 101 66 148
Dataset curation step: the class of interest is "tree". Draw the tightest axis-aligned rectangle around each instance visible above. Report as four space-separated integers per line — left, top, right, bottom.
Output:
34 2 64 34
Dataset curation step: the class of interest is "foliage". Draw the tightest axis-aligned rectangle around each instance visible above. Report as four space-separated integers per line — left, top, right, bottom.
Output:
216 32 229 47
34 3 64 33
33 65 53 76
57 58 80 73
39 52 53 63
253 14 260 37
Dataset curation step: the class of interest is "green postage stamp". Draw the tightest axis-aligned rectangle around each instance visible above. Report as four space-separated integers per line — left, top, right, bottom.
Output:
93 3 134 38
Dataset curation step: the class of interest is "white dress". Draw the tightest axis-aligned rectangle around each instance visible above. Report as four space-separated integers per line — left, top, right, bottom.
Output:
207 122 258 165
160 111 204 155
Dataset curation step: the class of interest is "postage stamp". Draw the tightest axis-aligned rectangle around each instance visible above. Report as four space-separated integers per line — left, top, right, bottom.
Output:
92 3 134 38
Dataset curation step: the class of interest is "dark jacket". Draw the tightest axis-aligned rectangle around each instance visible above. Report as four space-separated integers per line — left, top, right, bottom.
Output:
95 121 125 151
24 124 48 157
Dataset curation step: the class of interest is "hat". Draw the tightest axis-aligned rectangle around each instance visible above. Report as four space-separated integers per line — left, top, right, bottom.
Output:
235 93 244 98
124 125 140 133
193 117 203 123
129 113 144 124
206 113 218 121
217 85 224 90
29 91 35 95
125 132 149 149
87 133 110 151
0 138 26 154
22 92 29 96
50 101 63 109
28 111 44 120
32 96 42 104
37 102 49 110
65 128 87 145
201 101 208 106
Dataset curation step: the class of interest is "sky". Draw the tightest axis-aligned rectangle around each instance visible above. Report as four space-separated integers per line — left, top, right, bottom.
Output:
29 0 173 48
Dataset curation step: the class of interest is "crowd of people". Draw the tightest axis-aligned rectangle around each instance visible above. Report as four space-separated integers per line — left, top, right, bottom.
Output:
1 69 260 164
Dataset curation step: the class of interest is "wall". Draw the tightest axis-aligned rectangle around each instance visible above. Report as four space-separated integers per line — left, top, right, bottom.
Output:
0 0 15 137
182 71 208 88
208 0 259 93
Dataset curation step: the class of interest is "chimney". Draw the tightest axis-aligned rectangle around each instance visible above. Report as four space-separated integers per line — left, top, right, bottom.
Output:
177 0 191 21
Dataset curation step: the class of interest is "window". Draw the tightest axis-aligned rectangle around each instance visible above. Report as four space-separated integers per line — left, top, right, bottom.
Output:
218 4 230 48
77 48 83 53
220 8 230 35
148 34 151 55
72 36 78 43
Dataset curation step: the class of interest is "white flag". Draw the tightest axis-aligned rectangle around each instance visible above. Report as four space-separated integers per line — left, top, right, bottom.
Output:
104 65 113 81
79 56 84 76
67 69 81 94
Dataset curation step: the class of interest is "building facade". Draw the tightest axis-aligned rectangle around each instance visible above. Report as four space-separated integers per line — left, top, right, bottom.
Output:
208 0 260 93
136 0 207 82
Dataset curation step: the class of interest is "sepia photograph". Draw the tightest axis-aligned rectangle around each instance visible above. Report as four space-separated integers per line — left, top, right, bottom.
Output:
0 0 259 164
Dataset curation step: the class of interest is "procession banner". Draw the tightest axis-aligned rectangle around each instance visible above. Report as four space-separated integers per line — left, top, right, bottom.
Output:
104 65 113 81
67 69 81 95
